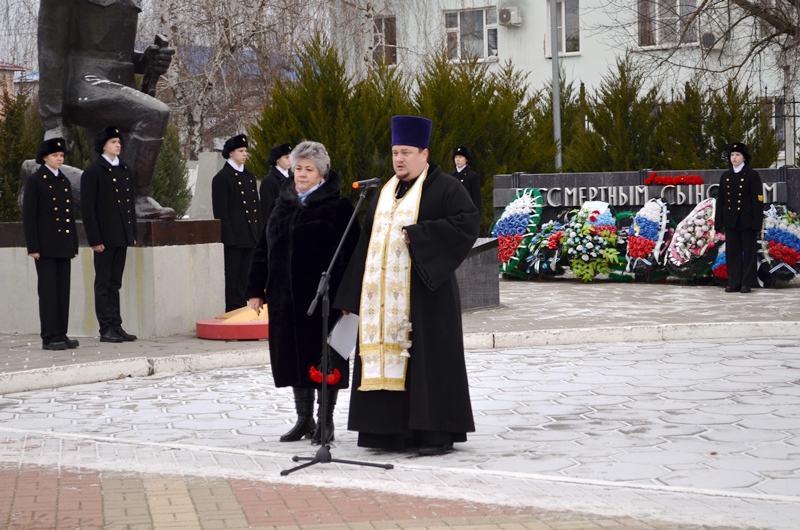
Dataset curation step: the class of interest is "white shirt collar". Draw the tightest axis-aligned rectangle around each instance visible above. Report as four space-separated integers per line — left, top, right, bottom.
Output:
227 159 244 172
455 164 466 173
102 154 120 167
277 166 290 178
732 163 745 173
44 164 60 176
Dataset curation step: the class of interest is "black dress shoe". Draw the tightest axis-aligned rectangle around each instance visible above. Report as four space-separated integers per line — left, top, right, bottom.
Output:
724 286 740 293
416 443 454 456
100 330 124 343
43 341 68 351
114 327 137 341
740 286 752 293
63 337 80 349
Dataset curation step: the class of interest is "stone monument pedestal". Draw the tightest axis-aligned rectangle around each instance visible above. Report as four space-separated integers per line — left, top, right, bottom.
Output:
455 238 500 311
0 220 224 339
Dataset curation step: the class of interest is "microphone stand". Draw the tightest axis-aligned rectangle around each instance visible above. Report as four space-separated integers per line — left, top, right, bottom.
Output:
281 186 394 476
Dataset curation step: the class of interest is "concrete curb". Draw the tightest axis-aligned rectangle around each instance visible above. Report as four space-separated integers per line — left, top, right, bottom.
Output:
150 349 269 374
2 322 797 394
0 358 151 394
462 321 800 349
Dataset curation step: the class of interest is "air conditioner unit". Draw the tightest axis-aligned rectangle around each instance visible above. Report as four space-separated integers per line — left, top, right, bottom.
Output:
498 7 522 27
700 31 724 51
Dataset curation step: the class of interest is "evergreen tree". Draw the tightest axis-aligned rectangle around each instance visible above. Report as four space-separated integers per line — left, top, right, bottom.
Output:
705 81 781 168
528 72 581 173
247 34 353 187
414 53 540 230
0 91 43 222
65 124 91 170
348 62 413 194
415 52 488 227
486 61 539 174
652 82 710 170
150 124 192 218
564 57 662 172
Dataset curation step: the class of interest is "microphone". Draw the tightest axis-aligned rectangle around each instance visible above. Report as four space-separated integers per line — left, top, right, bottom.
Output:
352 178 382 189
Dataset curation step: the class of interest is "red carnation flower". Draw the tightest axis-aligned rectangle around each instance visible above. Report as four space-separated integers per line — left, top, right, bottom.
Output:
310 366 341 385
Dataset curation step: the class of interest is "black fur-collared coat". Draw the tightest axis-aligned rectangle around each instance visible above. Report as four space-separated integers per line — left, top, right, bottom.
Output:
246 170 359 389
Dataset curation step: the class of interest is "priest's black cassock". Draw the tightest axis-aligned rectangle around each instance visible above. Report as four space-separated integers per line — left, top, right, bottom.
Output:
334 163 479 450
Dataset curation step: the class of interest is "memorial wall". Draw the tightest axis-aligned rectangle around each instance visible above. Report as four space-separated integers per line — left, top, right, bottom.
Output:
493 167 799 223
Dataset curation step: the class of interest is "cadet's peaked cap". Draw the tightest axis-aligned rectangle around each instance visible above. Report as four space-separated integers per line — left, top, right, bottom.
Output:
728 142 751 165
36 137 67 164
268 143 292 166
453 145 473 165
391 116 432 149
94 126 122 154
222 134 248 159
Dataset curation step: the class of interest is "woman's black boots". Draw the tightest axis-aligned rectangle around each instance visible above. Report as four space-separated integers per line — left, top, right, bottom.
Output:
280 387 316 442
311 388 338 445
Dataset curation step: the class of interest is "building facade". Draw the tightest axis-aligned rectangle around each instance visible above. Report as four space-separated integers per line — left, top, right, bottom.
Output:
327 1 795 162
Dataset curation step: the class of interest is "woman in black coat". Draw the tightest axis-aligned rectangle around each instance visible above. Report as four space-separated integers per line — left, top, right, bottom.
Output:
714 142 763 293
246 141 359 445
22 138 79 350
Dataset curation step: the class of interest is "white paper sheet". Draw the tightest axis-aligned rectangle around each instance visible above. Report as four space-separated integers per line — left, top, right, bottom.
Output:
329 313 359 360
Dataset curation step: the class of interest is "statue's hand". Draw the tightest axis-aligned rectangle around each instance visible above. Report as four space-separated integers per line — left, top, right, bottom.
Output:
145 44 175 76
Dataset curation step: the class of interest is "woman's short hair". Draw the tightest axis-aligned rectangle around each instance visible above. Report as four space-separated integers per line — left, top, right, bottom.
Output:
289 141 330 177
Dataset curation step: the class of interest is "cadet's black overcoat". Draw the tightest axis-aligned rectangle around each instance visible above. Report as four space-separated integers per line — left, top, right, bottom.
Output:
23 165 79 257
715 165 763 231
259 166 292 233
451 166 481 215
81 156 137 248
334 164 479 449
23 164 79 343
246 171 359 389
715 164 764 289
212 162 260 248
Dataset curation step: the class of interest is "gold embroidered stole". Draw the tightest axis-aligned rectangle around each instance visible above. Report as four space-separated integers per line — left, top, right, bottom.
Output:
358 167 428 391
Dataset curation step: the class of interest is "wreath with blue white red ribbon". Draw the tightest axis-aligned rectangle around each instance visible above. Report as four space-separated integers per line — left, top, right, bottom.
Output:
626 198 669 276
761 204 800 282
491 188 543 279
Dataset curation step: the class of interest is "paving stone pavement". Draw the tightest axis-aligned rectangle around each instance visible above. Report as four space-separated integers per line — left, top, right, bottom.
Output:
1 280 800 529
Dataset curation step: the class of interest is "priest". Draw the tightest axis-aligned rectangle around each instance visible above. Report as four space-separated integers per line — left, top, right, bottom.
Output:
334 115 479 456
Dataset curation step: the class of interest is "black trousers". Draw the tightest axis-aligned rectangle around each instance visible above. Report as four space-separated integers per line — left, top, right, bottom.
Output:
93 246 128 334
35 257 71 343
725 228 758 289
224 247 254 312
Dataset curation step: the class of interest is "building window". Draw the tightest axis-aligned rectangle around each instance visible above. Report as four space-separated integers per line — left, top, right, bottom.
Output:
373 16 397 66
445 8 498 61
546 0 581 56
638 0 698 47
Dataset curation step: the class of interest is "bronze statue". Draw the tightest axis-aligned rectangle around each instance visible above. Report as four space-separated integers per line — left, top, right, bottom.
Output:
38 0 177 219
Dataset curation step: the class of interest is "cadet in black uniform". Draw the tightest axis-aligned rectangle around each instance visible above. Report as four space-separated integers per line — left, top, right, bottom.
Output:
259 143 293 233
212 134 260 312
81 126 139 342
23 138 80 350
715 142 764 293
450 146 481 218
